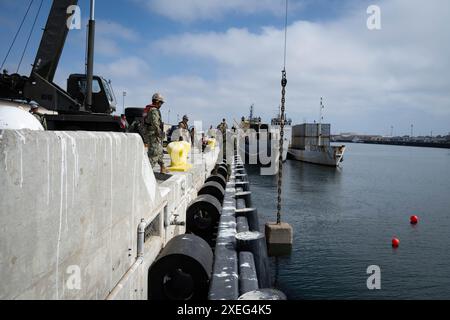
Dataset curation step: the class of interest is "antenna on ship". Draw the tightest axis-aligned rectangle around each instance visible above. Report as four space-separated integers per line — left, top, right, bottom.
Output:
266 0 293 257
319 97 324 146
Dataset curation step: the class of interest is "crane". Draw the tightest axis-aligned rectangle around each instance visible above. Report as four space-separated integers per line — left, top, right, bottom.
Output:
0 0 123 131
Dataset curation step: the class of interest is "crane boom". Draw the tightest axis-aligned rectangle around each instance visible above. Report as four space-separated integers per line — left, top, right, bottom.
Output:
31 0 79 82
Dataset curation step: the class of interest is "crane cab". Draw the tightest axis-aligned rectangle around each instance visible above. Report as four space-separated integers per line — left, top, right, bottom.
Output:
67 74 117 114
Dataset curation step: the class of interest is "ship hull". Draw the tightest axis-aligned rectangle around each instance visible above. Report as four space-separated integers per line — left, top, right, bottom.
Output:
288 145 346 167
238 126 291 175
269 125 291 162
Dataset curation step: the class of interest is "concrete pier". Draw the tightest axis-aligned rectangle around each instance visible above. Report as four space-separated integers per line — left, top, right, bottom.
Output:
265 222 293 257
0 130 219 300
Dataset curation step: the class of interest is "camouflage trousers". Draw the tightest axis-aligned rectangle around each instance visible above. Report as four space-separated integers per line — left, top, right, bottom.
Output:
33 113 47 130
148 137 164 167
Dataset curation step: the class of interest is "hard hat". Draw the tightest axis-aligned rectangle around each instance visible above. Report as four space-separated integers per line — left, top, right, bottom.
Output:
183 115 189 121
152 93 165 103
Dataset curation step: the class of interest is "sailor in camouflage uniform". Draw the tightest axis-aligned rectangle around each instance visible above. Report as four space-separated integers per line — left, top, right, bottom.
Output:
217 118 228 157
178 115 189 130
144 93 169 173
217 118 228 134
29 103 47 130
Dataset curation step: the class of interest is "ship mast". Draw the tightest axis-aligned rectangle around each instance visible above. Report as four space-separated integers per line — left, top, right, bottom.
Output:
318 97 324 146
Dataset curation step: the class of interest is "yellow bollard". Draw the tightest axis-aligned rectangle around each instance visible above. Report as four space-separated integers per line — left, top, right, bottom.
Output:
207 138 216 149
167 141 193 172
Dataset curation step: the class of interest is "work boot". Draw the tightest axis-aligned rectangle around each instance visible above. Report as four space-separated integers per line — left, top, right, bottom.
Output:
160 165 170 174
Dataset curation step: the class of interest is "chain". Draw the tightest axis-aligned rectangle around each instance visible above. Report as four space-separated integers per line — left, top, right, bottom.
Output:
276 0 288 225
277 69 287 224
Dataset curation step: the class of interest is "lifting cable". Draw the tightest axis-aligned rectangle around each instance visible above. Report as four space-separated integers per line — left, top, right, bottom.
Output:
0 0 35 72
17 0 44 73
277 0 289 225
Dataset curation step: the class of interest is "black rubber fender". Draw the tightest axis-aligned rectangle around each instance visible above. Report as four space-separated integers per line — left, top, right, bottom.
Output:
148 234 213 300
205 174 227 189
217 166 229 182
236 232 272 289
186 195 222 245
198 181 225 204
219 163 230 175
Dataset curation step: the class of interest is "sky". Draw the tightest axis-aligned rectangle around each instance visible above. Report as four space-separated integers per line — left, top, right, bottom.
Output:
0 0 449 136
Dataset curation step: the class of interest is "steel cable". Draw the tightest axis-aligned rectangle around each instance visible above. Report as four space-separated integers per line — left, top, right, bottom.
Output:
0 0 34 71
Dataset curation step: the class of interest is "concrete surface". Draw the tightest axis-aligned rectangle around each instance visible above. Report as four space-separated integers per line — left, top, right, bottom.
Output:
0 130 219 300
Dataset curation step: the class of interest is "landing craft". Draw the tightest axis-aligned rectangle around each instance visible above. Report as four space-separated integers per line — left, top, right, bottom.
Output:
288 99 346 167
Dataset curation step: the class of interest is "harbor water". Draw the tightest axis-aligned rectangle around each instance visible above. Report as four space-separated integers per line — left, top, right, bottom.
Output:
247 143 450 300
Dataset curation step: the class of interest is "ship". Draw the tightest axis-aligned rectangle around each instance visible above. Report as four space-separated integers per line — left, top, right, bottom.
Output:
237 105 283 175
288 99 346 167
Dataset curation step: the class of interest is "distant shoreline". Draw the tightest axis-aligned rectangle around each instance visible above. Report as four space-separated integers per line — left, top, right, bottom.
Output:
334 140 450 149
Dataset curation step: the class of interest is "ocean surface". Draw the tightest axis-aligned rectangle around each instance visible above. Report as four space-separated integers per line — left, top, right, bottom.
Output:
246 143 450 300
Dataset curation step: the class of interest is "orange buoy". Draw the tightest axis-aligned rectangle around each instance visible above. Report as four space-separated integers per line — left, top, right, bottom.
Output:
392 238 400 248
410 215 419 225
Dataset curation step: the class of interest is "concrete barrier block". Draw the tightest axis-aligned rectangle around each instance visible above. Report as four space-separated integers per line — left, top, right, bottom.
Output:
0 130 164 300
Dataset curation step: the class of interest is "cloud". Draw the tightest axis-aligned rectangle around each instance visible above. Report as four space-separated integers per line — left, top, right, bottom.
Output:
96 20 139 42
95 20 140 57
144 0 450 135
94 57 155 113
66 19 139 57
95 38 122 56
85 0 450 135
136 0 298 23
96 56 151 79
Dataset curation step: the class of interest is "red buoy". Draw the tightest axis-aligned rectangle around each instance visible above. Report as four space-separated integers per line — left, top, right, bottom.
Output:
392 238 400 248
410 215 419 225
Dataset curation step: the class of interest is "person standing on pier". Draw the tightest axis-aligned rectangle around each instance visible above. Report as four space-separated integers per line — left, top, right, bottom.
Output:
29 103 47 130
145 93 169 174
178 115 189 130
217 118 228 156
217 118 228 134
